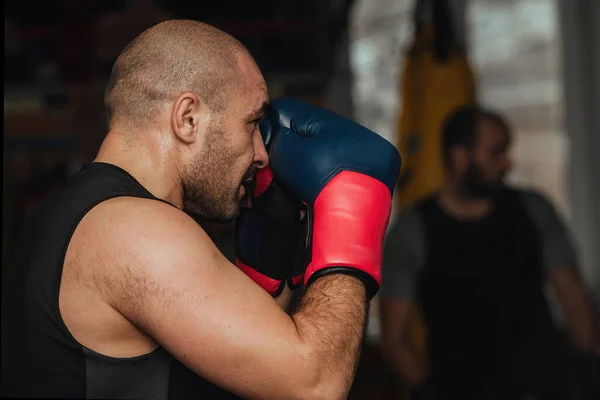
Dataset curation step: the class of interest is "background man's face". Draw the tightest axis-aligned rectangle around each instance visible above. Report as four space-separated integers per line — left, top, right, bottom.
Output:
463 116 513 197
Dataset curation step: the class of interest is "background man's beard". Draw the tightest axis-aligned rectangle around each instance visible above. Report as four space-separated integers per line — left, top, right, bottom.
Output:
462 162 503 199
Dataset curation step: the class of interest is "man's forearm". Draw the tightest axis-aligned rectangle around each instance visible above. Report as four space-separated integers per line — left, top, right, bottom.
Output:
383 341 426 387
562 289 597 351
292 274 367 399
553 269 598 351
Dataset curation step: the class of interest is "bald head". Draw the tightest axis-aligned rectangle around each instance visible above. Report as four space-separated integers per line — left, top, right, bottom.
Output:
105 20 252 130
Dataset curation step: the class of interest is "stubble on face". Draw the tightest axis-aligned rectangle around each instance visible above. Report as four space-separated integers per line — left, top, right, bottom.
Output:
181 123 254 222
462 158 506 199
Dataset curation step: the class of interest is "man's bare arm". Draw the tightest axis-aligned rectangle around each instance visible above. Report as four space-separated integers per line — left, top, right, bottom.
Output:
99 198 366 400
379 298 426 387
293 275 366 396
550 267 599 353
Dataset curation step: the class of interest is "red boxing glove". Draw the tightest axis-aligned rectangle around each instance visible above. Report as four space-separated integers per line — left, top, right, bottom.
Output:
305 171 392 293
262 98 401 298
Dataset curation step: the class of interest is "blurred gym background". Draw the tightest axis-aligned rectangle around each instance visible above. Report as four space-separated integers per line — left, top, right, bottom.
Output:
4 0 599 398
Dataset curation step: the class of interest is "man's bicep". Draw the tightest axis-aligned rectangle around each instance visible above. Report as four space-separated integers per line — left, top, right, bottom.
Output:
109 207 304 399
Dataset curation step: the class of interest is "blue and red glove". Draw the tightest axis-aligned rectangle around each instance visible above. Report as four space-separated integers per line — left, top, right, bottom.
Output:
262 98 401 299
234 136 307 296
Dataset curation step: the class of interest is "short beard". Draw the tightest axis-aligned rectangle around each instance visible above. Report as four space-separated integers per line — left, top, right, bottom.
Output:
462 161 502 199
181 124 247 222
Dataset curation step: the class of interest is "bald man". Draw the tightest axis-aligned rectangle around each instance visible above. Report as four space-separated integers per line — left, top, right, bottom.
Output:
0 20 401 400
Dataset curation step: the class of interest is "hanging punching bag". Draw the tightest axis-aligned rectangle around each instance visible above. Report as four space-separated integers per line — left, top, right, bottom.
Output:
394 4 476 397
395 0 476 210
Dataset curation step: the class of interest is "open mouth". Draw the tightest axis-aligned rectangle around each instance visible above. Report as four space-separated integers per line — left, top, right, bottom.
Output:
240 178 255 208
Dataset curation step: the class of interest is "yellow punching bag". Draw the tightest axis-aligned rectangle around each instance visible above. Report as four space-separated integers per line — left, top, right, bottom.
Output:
396 0 476 210
395 0 476 390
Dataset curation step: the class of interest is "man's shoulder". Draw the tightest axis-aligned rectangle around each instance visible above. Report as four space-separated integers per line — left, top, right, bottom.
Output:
507 185 546 201
502 186 566 233
390 205 421 229
92 196 190 228
387 200 428 241
78 196 211 264
507 186 557 214
71 196 219 300
391 194 437 224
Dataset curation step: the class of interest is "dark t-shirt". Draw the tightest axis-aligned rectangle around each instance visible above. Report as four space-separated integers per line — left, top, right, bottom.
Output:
1 162 240 399
380 188 575 397
381 188 577 300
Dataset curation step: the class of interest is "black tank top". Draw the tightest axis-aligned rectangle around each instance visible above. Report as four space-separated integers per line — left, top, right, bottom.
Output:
415 189 561 397
1 162 240 399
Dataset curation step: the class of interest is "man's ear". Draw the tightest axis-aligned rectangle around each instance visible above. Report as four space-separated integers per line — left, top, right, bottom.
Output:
171 92 210 144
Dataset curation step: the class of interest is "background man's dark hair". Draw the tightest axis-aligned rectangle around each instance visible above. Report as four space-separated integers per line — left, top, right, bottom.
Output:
442 104 510 169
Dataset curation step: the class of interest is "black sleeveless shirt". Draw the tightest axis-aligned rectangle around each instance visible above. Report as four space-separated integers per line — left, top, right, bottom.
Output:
1 162 240 399
415 189 562 396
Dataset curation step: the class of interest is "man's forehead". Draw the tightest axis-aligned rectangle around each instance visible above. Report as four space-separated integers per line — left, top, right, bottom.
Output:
246 95 270 118
250 77 268 99
478 116 510 140
257 86 269 105
236 52 265 84
248 81 269 109
240 75 268 105
234 53 268 111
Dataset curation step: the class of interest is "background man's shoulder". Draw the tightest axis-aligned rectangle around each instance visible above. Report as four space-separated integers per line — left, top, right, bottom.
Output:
509 186 560 218
512 186 553 204
387 204 423 239
508 186 578 270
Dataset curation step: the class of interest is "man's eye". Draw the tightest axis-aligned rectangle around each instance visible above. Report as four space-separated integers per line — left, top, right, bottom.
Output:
250 118 262 129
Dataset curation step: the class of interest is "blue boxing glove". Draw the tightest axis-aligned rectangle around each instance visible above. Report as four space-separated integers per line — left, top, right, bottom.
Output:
261 98 401 299
234 128 308 296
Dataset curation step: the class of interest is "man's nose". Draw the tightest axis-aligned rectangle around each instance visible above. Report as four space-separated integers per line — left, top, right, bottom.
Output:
253 129 269 169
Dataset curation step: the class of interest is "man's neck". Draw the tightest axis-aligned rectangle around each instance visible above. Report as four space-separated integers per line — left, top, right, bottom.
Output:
437 183 493 221
94 130 184 209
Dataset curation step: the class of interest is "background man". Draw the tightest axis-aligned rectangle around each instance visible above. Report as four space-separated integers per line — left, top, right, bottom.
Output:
380 104 599 399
